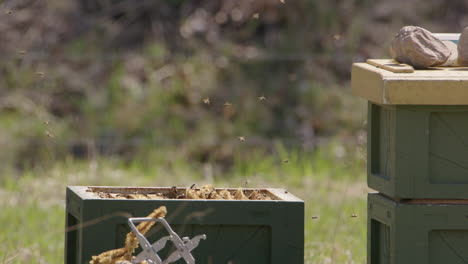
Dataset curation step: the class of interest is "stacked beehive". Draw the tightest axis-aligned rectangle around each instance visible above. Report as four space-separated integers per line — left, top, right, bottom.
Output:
351 59 468 263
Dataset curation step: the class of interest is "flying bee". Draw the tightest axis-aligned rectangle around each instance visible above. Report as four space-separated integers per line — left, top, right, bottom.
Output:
258 95 266 101
203 98 210 104
238 136 245 142
46 130 54 138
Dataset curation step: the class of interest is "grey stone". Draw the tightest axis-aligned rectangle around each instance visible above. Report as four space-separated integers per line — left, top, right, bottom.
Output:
457 26 468 66
390 26 451 68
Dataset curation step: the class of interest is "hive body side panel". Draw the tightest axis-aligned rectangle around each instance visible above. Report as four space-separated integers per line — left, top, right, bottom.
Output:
65 188 304 264
270 202 304 264
369 194 468 264
367 105 468 199
65 187 84 264
428 107 468 186
368 104 401 197
368 194 396 264
394 106 430 198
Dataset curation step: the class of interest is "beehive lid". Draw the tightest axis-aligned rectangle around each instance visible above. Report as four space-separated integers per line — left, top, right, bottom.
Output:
351 60 468 105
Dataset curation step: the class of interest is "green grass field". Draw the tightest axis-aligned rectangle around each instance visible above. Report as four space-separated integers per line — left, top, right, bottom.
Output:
0 146 367 264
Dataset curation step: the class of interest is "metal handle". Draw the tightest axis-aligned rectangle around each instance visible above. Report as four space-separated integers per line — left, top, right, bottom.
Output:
128 217 206 264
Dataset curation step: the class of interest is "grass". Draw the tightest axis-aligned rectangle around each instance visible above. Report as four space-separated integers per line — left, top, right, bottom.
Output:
0 146 368 264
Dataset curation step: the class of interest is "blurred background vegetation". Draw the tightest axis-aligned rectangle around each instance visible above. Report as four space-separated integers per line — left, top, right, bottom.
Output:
2 0 467 173
1 0 468 263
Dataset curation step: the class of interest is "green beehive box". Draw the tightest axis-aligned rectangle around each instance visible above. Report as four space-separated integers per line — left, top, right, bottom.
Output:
367 102 468 199
352 62 468 199
65 186 304 264
368 193 468 264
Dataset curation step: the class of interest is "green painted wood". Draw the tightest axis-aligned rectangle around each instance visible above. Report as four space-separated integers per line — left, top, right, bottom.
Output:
115 224 271 263
368 193 468 264
65 186 304 264
368 103 468 199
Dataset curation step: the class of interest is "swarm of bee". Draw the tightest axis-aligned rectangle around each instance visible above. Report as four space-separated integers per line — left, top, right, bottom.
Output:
93 185 272 200
185 184 270 200
89 206 167 264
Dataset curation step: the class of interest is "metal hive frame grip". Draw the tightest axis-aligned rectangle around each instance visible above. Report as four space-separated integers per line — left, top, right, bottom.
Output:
128 217 206 264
